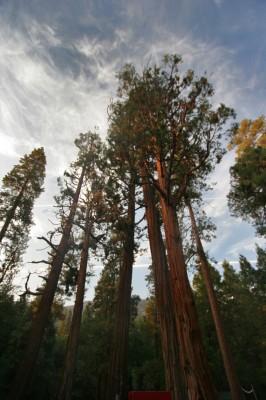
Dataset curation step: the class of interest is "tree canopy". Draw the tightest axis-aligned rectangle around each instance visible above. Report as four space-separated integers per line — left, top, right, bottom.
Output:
0 147 46 284
228 116 266 236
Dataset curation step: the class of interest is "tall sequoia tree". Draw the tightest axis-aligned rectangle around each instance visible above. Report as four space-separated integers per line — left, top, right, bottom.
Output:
107 87 186 400
0 147 46 282
104 112 146 399
228 116 266 236
141 166 187 400
109 55 235 399
8 133 96 400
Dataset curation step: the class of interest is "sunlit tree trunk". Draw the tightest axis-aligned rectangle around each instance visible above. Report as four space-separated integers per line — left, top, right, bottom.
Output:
9 167 85 400
56 203 93 400
141 166 188 400
187 200 245 400
156 159 219 400
106 178 135 400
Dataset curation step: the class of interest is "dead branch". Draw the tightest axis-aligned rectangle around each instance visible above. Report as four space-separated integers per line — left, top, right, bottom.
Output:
30 259 50 265
37 236 58 253
20 273 44 297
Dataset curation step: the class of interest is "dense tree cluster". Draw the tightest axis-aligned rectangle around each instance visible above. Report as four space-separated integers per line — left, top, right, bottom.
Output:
0 55 265 400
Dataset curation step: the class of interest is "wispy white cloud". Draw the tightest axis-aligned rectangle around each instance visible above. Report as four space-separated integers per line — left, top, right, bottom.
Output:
0 132 18 157
214 0 224 6
226 235 264 260
138 34 244 111
0 14 116 180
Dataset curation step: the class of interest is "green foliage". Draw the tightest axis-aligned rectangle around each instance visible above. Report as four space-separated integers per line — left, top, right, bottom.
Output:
0 147 46 283
51 131 107 299
128 306 165 392
193 263 227 390
71 258 119 399
93 262 119 315
0 291 34 398
108 54 233 290
0 285 66 400
76 301 115 398
1 148 46 201
228 146 266 236
228 115 266 236
193 249 266 397
1 246 264 399
0 225 29 286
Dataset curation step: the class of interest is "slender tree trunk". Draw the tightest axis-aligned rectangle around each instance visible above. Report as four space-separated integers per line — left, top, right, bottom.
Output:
106 179 135 400
8 167 85 400
187 200 245 400
0 178 29 243
56 203 93 400
156 159 219 400
96 373 102 400
141 166 188 400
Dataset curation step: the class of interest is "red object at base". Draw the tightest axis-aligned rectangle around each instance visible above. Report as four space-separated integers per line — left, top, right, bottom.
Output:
128 392 172 400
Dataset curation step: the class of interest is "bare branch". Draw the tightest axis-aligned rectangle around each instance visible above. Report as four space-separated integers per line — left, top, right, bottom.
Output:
30 259 50 265
37 236 58 252
20 273 44 297
38 275 48 282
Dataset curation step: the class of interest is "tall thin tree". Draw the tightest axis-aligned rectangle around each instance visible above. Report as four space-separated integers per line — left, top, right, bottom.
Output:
56 201 93 400
106 175 136 400
57 134 106 400
8 134 95 400
187 199 245 400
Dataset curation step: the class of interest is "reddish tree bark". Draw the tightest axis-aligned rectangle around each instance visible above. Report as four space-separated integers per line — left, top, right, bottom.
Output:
141 166 188 400
156 159 219 400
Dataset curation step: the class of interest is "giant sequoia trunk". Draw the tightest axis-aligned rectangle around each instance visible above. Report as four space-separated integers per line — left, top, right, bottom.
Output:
56 204 93 400
156 160 219 400
9 167 85 400
106 179 135 400
187 200 245 400
141 166 188 400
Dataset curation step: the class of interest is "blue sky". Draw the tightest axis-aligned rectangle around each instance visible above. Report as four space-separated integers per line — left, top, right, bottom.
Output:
0 0 265 300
